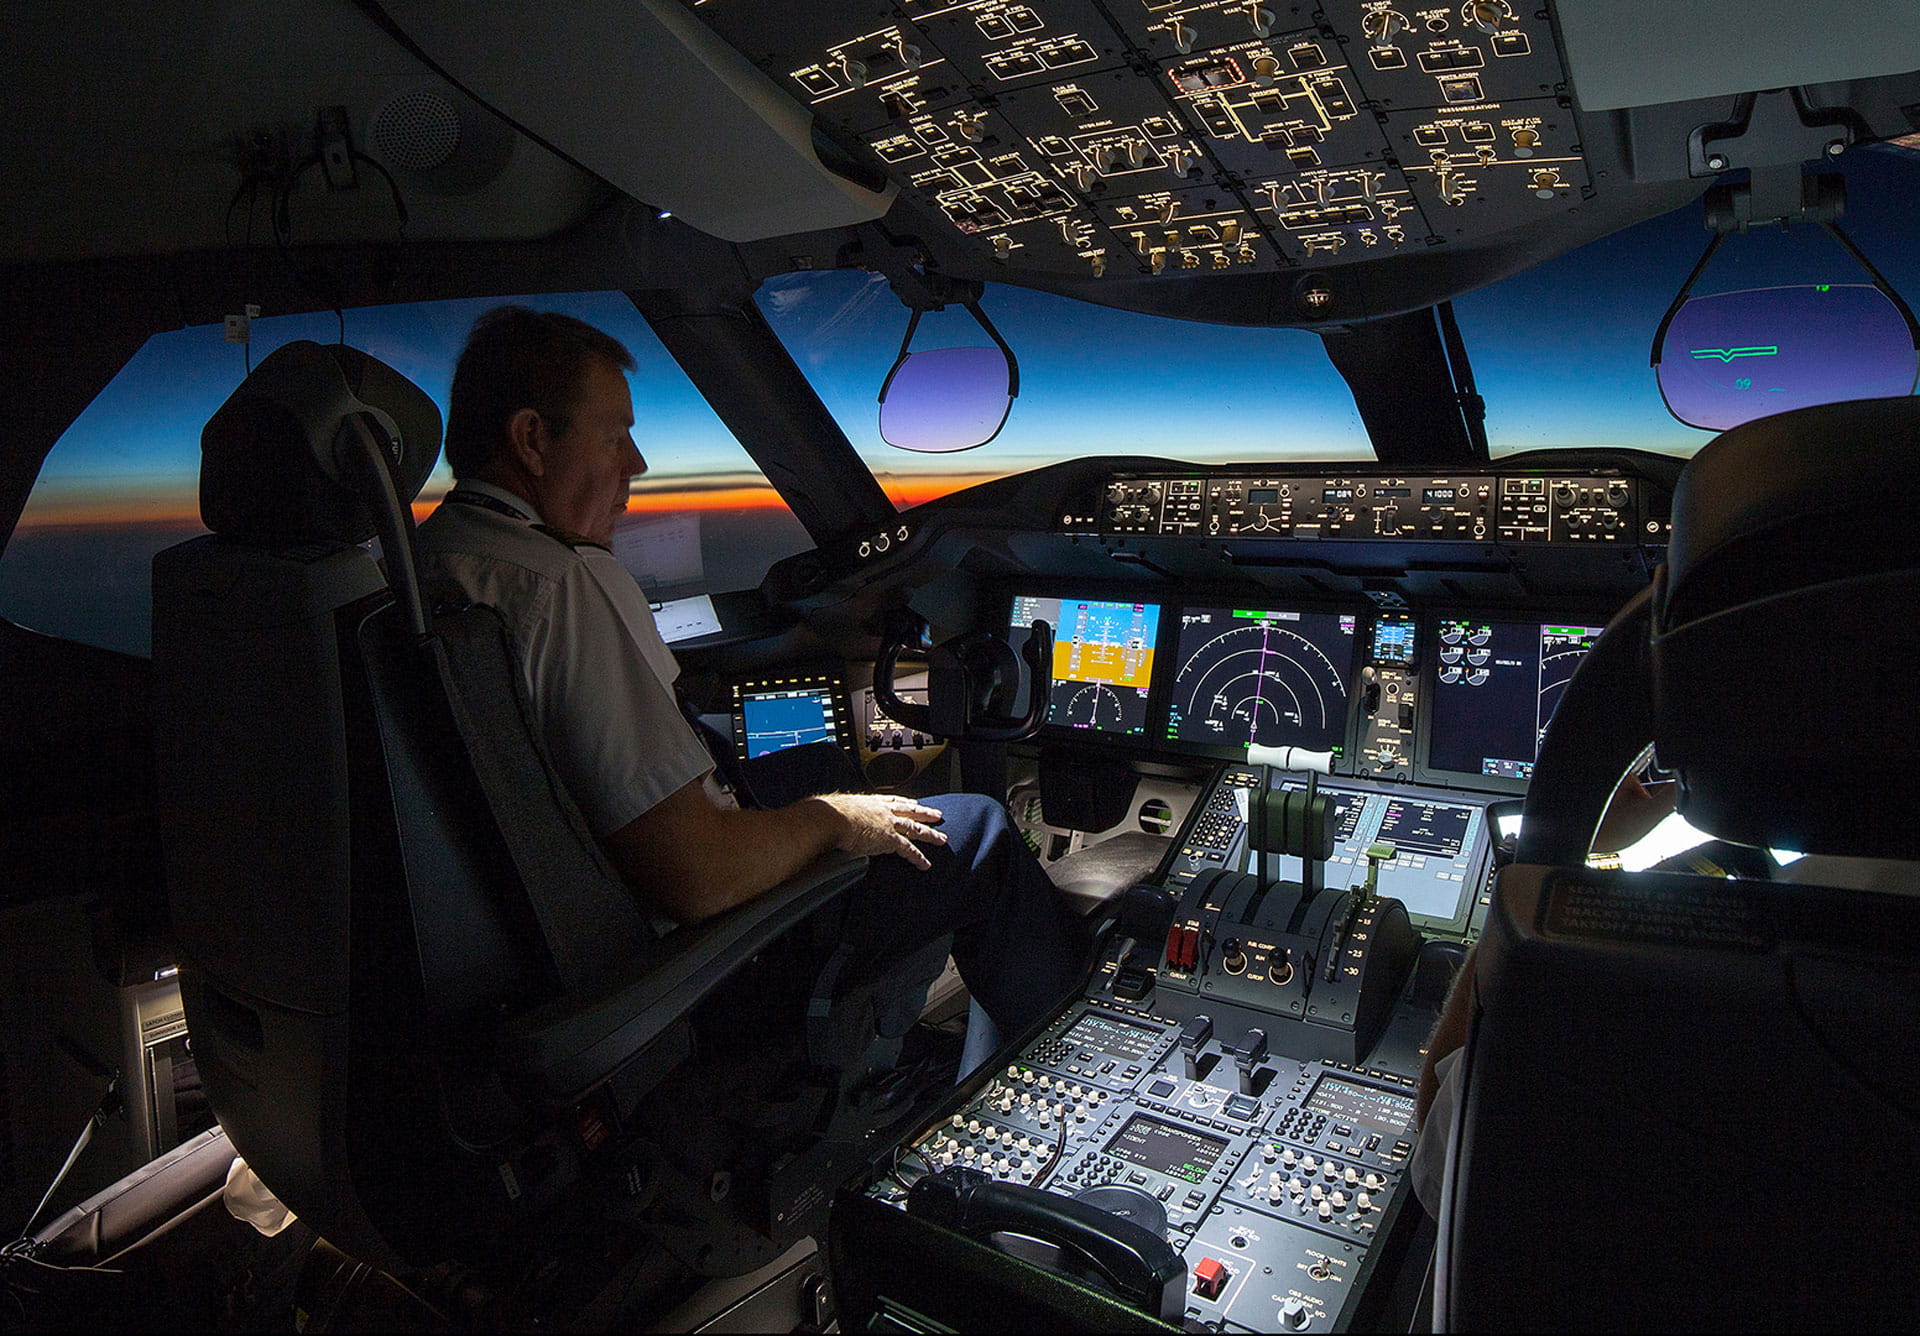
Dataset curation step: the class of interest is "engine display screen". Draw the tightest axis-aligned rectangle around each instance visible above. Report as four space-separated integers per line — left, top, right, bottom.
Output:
1167 606 1358 752
1303 1075 1417 1136
1059 1011 1164 1066
1104 1115 1230 1184
1427 620 1602 780
1009 595 1160 736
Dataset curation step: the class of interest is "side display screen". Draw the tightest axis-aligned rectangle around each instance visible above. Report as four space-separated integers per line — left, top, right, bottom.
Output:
1010 595 1160 735
740 688 837 758
1167 606 1359 751
1427 620 1601 780
1303 1075 1417 1136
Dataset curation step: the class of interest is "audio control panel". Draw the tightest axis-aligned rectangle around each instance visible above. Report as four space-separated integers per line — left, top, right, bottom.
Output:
868 998 1424 1332
1078 469 1642 545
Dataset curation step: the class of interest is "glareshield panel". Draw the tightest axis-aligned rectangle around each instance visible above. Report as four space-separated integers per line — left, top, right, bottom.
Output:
879 347 1014 452
1657 284 1918 430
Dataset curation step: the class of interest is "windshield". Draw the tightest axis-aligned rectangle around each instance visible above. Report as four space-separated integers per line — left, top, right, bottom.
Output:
1456 144 1920 456
758 270 1372 507
0 292 810 656
760 146 1918 486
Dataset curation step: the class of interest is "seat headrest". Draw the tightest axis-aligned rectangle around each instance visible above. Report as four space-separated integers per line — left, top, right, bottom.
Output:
200 341 442 544
1651 396 1920 858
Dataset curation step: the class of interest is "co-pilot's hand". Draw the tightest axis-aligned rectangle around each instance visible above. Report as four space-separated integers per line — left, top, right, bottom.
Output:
817 793 948 869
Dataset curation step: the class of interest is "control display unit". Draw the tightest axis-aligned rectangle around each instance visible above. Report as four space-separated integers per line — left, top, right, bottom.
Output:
1106 1114 1231 1183
1427 619 1601 781
1010 594 1161 736
1167 606 1359 753
730 673 854 761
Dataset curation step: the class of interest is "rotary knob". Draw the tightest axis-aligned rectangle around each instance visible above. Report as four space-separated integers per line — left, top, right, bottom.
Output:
1363 8 1408 44
1281 1296 1311 1329
1463 0 1511 32
1553 482 1578 507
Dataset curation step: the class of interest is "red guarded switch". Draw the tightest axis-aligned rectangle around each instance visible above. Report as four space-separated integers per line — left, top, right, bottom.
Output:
1166 923 1186 968
1193 1256 1229 1300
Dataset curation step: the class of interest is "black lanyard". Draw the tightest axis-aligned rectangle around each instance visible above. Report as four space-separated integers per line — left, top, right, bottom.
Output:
445 488 536 523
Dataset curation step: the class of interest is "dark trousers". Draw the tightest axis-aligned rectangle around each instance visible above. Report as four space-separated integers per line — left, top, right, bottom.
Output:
836 793 1092 1035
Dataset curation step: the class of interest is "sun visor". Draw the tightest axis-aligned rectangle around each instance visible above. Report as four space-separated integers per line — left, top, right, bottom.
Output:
375 0 895 243
1556 0 1920 111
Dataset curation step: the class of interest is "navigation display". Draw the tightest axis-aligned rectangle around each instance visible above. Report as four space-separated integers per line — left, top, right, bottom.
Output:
740 687 838 758
1010 595 1160 735
1168 606 1359 751
1427 620 1602 780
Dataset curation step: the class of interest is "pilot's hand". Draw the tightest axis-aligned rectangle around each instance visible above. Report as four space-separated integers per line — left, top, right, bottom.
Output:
817 793 949 870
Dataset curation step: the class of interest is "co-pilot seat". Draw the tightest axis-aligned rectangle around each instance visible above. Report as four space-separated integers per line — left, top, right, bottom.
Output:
149 341 917 1293
1437 397 1920 1330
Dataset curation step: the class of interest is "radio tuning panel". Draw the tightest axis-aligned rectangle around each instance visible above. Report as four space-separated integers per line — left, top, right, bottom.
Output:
687 0 1590 278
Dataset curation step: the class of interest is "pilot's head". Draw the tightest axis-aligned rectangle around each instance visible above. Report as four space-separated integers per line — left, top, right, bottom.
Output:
445 305 646 545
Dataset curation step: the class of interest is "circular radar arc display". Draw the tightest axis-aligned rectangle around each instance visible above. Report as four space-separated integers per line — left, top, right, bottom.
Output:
1168 607 1357 750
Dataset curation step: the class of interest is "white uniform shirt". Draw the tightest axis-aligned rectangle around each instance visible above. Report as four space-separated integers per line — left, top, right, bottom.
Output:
415 479 714 838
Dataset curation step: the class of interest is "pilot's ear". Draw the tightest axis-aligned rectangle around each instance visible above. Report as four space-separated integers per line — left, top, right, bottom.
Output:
505 407 546 476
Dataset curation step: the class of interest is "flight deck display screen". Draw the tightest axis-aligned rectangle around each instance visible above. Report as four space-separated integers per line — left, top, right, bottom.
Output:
1059 1011 1163 1066
740 687 838 758
1010 595 1159 735
1428 620 1602 780
1167 606 1358 752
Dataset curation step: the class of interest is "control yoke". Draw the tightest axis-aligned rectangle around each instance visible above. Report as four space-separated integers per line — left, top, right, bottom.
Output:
875 613 1052 743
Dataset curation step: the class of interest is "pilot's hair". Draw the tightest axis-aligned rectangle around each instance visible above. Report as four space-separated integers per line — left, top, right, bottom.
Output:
444 305 636 477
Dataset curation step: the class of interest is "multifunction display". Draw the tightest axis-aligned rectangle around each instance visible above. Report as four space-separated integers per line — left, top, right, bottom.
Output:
1427 620 1602 780
1168 606 1358 752
1373 799 1474 859
1303 1075 1417 1138
1011 595 1160 735
1104 1115 1230 1184
1059 1011 1164 1066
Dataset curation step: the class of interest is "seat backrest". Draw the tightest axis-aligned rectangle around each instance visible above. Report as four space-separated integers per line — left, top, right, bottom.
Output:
1438 398 1920 1330
151 342 657 1269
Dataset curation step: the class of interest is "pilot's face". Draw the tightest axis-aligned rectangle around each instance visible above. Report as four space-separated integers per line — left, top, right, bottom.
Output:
539 355 644 546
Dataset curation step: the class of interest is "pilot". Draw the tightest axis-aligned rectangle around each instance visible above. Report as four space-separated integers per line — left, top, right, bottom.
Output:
414 305 1091 1056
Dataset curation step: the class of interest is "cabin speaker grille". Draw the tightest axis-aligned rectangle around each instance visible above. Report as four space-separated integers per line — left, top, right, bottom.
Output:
371 90 462 171
367 87 514 196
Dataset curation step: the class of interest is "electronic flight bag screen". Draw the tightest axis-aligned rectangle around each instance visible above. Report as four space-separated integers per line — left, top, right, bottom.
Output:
1426 620 1603 780
1166 606 1359 752
1009 595 1160 735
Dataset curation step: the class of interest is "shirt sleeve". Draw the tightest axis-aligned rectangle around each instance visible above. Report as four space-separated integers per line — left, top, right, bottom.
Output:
525 560 714 837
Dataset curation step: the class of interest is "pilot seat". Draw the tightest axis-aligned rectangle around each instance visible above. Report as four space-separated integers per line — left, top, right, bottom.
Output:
1435 397 1920 1329
148 341 947 1322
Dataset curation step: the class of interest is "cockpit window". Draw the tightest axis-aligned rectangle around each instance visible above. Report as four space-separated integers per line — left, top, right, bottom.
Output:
757 270 1371 508
0 292 809 656
1454 145 1920 458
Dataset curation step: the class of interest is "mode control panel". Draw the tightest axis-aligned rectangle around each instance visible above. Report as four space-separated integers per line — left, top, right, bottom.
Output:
1081 469 1641 544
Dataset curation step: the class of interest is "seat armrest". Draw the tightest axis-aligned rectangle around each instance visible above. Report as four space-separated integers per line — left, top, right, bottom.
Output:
496 851 867 1100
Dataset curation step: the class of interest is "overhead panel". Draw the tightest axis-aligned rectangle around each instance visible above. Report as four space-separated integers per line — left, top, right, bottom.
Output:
685 0 1588 277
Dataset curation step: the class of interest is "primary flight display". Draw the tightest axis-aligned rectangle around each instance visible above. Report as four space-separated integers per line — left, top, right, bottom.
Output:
1010 595 1160 735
